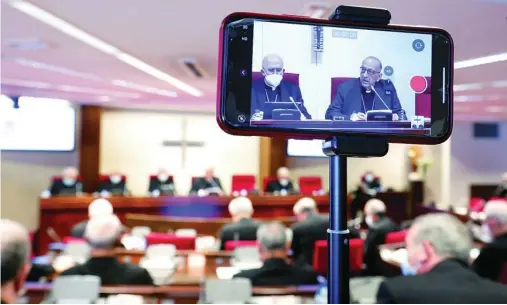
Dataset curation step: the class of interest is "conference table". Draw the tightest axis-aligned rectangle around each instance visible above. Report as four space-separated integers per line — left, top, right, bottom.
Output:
37 192 410 255
251 120 430 135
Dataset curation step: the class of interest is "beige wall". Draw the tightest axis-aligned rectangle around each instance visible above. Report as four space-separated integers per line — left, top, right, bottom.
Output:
0 107 81 230
99 109 260 195
288 143 412 192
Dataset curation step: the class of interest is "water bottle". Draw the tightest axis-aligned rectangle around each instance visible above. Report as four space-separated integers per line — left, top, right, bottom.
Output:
314 276 328 304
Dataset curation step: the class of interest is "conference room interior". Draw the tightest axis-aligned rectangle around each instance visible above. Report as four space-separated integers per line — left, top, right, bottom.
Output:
1 0 507 303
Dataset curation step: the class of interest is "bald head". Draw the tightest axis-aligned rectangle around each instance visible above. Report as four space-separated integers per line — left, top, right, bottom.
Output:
262 54 284 71
88 198 113 219
362 56 382 71
62 167 78 180
1 219 30 286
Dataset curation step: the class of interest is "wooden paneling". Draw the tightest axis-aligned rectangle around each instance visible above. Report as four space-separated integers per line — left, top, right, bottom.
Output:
78 105 102 193
259 137 287 182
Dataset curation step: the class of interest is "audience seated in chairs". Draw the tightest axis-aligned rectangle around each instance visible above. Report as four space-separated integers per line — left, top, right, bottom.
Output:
71 198 114 238
290 197 328 267
218 197 260 250
60 215 153 285
363 198 397 276
1 219 32 304
233 221 319 286
264 167 298 196
376 213 507 303
472 200 507 282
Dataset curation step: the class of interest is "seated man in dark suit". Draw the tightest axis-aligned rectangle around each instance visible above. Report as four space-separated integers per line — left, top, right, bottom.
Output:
250 54 311 121
148 168 175 196
325 56 405 121
43 167 83 197
61 214 153 285
350 171 383 218
290 197 328 267
492 172 507 198
264 167 297 195
71 198 113 238
363 199 397 276
472 200 507 282
218 197 260 250
234 221 319 285
189 168 224 196
96 172 129 196
376 213 507 303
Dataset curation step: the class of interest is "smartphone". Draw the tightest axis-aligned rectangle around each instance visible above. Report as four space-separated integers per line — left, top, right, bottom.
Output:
217 13 453 144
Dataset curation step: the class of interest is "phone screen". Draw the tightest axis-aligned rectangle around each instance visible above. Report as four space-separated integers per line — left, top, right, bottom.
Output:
219 15 453 143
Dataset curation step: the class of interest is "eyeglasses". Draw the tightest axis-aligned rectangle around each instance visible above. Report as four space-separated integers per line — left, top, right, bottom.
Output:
360 66 380 76
265 67 284 74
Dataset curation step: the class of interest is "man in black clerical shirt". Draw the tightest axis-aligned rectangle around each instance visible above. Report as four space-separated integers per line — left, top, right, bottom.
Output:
325 56 404 121
148 168 175 196
472 200 507 282
250 54 311 121
492 172 507 198
61 215 153 285
234 221 318 286
96 172 129 196
189 168 224 196
264 167 297 195
46 167 82 197
218 197 260 250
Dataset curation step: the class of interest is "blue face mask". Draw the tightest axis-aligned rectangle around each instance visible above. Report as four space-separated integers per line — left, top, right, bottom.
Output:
400 260 420 276
62 178 76 186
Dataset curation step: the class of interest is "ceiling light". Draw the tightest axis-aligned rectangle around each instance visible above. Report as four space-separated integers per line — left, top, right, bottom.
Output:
112 80 177 97
485 106 505 113
455 52 507 69
8 0 202 96
492 80 507 88
453 83 484 92
97 96 111 102
1 78 52 89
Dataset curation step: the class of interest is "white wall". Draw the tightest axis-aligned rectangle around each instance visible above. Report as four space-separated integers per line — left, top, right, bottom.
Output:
100 109 260 195
252 21 432 119
449 121 507 207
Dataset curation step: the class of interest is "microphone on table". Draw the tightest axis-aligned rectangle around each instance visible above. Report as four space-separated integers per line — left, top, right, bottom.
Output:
289 96 306 120
371 86 405 120
370 86 391 111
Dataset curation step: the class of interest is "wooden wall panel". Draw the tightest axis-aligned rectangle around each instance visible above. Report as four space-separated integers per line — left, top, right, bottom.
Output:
259 137 287 184
79 105 102 193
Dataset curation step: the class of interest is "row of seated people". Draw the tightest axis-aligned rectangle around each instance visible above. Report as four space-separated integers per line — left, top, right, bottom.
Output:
43 167 325 198
3 198 507 303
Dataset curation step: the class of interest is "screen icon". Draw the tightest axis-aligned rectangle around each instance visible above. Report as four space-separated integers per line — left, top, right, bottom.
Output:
412 39 425 52
241 37 248 41
238 114 246 123
240 69 248 76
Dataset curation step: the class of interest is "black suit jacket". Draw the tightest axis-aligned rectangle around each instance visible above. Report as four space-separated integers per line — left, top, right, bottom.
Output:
264 180 296 194
148 177 175 195
325 78 403 120
493 184 507 198
251 78 311 120
96 180 127 196
291 213 329 266
189 177 223 195
472 232 507 282
70 220 88 238
233 258 319 286
376 259 507 303
49 180 82 196
364 216 397 275
60 257 153 286
218 218 260 251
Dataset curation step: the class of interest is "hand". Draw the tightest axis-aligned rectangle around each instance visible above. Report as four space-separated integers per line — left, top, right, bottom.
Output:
393 113 399 121
251 111 264 121
352 112 366 121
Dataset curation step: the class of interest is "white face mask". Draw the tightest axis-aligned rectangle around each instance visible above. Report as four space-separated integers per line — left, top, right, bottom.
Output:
481 224 493 243
62 178 75 186
158 174 169 182
279 179 289 186
265 74 283 88
365 215 374 227
110 175 122 184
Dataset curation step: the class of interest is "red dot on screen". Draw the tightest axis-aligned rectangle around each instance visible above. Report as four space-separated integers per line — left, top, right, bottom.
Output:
410 76 427 94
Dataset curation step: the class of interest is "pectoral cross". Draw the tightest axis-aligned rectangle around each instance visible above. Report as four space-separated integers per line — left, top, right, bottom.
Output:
162 119 204 168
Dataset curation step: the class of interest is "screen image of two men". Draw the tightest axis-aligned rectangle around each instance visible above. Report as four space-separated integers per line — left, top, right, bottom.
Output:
250 54 406 122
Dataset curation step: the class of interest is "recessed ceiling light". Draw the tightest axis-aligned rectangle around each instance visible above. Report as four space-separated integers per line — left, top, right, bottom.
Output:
485 106 505 113
1 78 52 89
97 96 111 102
455 52 507 69
8 0 203 97
111 80 177 97
453 83 484 92
492 80 507 88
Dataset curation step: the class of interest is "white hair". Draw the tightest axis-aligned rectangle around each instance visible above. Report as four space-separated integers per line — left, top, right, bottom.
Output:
484 200 507 224
277 167 290 177
364 199 386 215
88 198 113 219
0 219 30 285
257 221 286 251
293 197 317 215
411 213 472 262
228 197 254 216
85 214 121 248
503 172 507 181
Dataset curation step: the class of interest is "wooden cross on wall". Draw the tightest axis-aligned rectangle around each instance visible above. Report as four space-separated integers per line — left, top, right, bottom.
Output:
161 119 205 168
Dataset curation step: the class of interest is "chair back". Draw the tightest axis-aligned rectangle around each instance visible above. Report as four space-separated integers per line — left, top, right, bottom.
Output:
145 243 177 259
52 175 82 182
414 77 431 117
263 177 277 193
107 294 144 304
231 175 256 194
52 275 100 304
469 197 486 212
98 174 126 183
204 278 252 304
330 77 353 102
251 72 300 85
385 230 408 244
225 240 258 251
298 176 323 195
312 238 364 275
175 228 197 237
131 226 151 237
145 232 196 250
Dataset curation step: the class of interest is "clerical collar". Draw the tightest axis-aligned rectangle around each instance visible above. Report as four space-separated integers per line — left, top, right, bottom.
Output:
264 79 278 91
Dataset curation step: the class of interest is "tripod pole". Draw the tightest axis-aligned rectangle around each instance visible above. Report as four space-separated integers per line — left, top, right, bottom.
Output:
328 154 350 304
